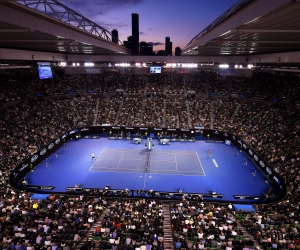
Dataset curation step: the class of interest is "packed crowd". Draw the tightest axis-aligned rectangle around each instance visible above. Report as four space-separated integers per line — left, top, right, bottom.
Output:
89 199 165 250
170 199 254 250
185 72 207 95
0 69 300 249
165 75 185 95
236 200 300 250
0 191 108 250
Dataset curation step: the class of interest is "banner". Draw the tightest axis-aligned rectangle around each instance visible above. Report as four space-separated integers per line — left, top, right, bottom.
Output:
27 186 54 190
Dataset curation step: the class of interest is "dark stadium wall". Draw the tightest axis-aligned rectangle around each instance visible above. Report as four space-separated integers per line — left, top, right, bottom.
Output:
235 69 253 77
64 67 104 75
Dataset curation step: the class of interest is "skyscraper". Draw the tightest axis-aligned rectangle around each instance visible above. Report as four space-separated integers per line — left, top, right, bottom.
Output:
123 36 132 50
165 36 172 56
140 42 154 55
111 29 118 44
132 13 139 55
175 47 182 56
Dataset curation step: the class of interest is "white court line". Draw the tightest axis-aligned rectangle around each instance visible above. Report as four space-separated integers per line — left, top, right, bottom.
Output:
104 148 146 152
150 152 176 155
143 173 147 190
116 151 125 169
168 152 197 154
90 148 204 176
148 159 176 163
91 165 203 173
120 159 147 161
90 169 144 174
88 148 106 171
104 148 197 154
196 152 206 176
148 169 179 172
145 172 205 176
156 150 197 154
90 168 205 176
175 153 178 172
91 166 145 171
101 158 178 162
147 169 202 172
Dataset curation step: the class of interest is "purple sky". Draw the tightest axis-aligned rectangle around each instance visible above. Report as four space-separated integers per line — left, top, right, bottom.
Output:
62 0 239 53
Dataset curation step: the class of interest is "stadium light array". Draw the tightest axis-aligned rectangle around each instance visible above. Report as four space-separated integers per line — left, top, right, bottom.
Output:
219 64 229 68
234 65 243 68
165 63 197 68
58 62 66 67
115 63 130 67
166 63 177 68
84 62 94 67
182 63 197 68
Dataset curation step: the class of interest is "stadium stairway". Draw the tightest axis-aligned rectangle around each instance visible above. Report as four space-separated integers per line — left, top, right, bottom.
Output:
229 212 264 250
114 99 124 125
76 204 111 250
144 76 148 95
236 222 263 250
140 101 147 125
70 99 80 121
210 100 214 129
227 80 232 99
231 103 241 120
162 203 174 250
93 97 100 126
125 76 130 91
162 100 167 127
186 99 192 128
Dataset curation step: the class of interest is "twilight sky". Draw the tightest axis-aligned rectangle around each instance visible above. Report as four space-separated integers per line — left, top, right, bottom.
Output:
61 0 239 53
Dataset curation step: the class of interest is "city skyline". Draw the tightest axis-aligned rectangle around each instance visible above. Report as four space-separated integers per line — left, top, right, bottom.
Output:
62 0 239 54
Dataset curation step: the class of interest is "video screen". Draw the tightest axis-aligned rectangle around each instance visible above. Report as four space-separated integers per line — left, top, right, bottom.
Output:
150 66 161 74
37 62 53 80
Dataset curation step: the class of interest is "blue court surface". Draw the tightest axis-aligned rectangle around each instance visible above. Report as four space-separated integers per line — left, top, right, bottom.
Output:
24 137 272 203
90 148 203 175
233 204 256 212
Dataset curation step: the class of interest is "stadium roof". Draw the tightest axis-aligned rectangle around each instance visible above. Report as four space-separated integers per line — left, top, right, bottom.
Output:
0 0 130 55
0 0 299 58
183 0 300 56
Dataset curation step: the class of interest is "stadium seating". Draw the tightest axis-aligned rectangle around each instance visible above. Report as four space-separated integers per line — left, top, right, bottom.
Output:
0 69 299 249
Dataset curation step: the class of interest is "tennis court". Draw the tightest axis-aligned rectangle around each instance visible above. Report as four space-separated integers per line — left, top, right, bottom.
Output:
90 148 205 176
24 138 272 202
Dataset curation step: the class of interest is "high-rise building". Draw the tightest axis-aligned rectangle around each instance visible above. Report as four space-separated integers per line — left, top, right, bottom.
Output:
111 29 118 44
165 36 170 55
156 50 165 56
123 36 132 50
165 36 172 56
140 42 154 55
132 13 139 55
175 47 182 56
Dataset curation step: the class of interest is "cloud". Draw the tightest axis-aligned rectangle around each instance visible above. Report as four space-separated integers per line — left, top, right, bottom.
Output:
96 20 128 31
139 32 145 35
148 42 164 46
